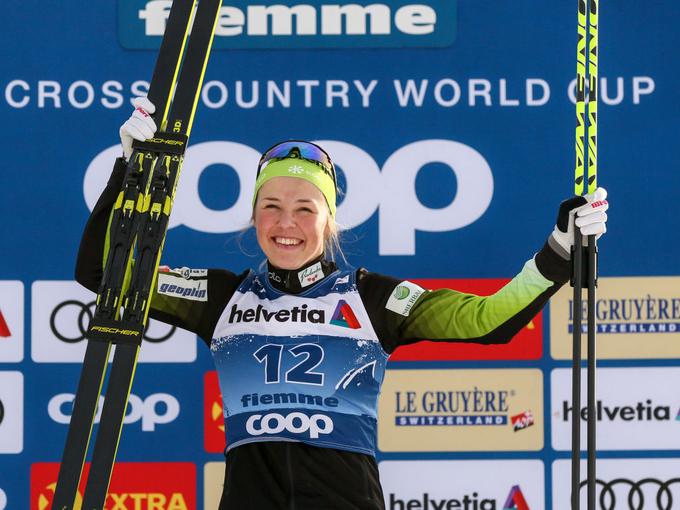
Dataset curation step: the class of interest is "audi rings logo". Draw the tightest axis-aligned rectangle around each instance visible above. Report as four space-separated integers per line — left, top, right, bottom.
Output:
50 300 175 343
32 281 197 363
583 478 680 510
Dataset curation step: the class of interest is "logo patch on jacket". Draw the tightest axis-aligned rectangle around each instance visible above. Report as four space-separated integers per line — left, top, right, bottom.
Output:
385 281 425 316
158 273 208 301
158 266 208 279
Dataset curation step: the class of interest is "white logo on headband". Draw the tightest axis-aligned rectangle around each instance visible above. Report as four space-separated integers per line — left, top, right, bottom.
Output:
288 165 304 174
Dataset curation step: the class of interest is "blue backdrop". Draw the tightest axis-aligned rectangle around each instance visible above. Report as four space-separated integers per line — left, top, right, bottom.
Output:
1 1 679 508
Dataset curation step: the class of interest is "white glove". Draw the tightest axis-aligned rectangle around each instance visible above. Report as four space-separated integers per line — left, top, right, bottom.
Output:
550 187 609 257
119 97 157 160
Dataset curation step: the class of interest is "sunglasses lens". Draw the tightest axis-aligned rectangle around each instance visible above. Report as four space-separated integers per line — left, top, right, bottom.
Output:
259 141 334 177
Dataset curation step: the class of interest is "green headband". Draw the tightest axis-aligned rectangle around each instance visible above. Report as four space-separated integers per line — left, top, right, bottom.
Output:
252 158 337 216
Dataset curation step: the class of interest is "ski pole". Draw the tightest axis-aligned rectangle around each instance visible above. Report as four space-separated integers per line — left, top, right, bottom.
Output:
571 0 599 508
585 0 599 507
570 0 587 507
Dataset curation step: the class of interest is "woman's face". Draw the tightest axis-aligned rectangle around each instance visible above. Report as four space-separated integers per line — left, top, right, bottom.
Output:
254 176 330 270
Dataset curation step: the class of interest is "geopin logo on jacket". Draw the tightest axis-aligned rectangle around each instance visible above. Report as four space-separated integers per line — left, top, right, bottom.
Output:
119 1 457 49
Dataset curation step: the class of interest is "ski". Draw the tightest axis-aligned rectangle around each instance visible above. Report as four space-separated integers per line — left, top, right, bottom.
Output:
52 1 198 509
80 0 223 507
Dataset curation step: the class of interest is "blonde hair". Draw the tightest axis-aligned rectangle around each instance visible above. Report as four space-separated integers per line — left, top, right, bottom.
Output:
323 211 346 265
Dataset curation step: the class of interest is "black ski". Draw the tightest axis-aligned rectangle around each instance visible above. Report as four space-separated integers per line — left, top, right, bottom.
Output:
80 0 223 507
52 1 198 509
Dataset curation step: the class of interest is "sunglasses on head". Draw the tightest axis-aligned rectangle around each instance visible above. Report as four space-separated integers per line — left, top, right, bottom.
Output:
257 140 337 190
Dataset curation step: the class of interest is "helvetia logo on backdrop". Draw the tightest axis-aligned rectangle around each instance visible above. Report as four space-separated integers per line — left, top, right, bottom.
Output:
119 1 457 49
387 486 530 510
380 460 542 509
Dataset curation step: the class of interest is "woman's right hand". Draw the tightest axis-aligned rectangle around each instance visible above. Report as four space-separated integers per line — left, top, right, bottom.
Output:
120 97 157 160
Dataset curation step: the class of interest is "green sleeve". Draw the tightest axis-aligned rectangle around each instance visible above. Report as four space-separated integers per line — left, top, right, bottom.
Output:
400 258 560 342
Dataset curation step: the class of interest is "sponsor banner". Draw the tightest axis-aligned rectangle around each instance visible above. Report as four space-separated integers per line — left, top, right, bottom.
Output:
551 367 680 451
550 276 680 359
119 0 457 50
30 462 196 510
204 462 224 510
378 369 543 452
0 371 23 454
204 371 226 453
552 458 680 510
380 460 543 510
31 281 197 363
0 281 24 362
84 139 495 257
48 391 180 432
389 278 542 361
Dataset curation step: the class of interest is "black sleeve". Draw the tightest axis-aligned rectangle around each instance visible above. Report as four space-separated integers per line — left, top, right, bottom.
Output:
74 157 128 292
356 268 409 354
73 156 247 346
149 268 249 346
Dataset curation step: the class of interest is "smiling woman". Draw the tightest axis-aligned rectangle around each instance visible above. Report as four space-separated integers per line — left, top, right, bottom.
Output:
252 140 341 269
74 99 608 509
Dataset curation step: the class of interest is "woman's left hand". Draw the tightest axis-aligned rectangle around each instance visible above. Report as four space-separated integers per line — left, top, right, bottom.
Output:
550 187 609 256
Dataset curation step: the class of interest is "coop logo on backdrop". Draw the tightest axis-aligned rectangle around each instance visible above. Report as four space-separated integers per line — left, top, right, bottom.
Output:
48 392 180 432
380 460 542 510
85 140 495 256
0 372 23 454
0 281 24 363
30 462 196 510
378 370 543 452
31 281 197 363
119 0 457 49
551 367 680 451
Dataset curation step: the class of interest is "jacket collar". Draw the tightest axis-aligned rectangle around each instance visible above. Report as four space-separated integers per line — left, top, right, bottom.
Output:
267 255 337 294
